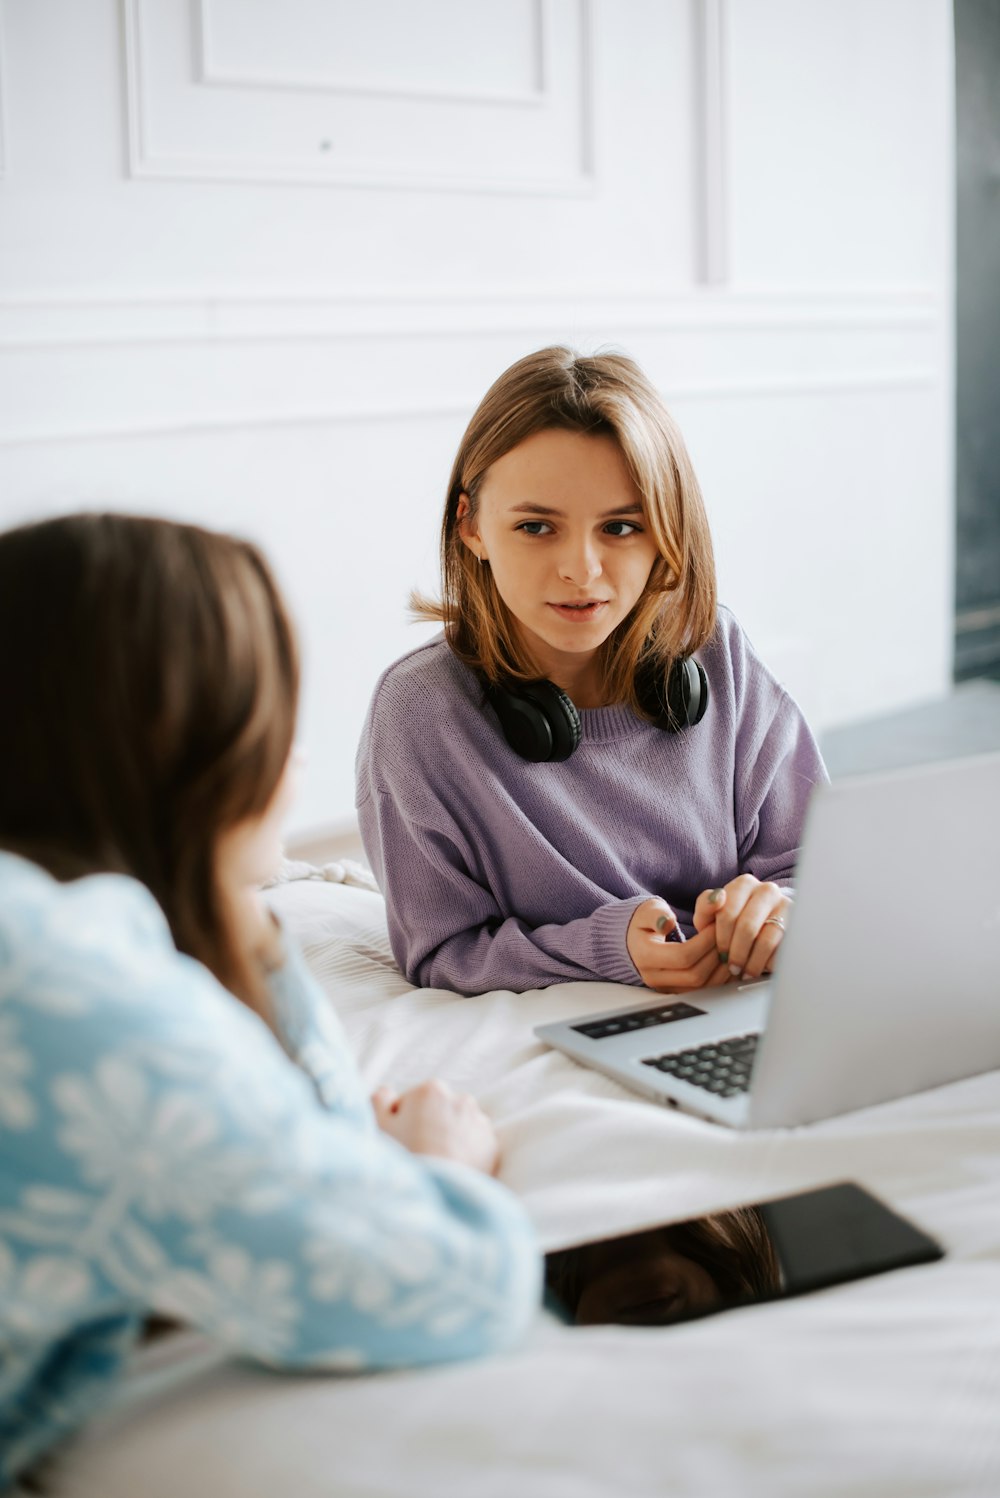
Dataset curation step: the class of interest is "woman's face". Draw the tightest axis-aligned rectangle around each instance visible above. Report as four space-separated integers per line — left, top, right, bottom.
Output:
458 428 660 695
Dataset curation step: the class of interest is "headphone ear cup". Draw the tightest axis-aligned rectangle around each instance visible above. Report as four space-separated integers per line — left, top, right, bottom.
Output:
486 679 582 762
667 656 709 730
636 655 709 732
525 681 581 761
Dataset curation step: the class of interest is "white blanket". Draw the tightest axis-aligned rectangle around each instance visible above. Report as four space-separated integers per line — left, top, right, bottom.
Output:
59 880 1000 1498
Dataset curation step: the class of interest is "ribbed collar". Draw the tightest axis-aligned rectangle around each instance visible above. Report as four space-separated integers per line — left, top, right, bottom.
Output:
576 702 653 743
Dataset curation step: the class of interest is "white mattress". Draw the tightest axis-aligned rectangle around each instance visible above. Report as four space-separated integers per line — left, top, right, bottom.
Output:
58 879 1000 1497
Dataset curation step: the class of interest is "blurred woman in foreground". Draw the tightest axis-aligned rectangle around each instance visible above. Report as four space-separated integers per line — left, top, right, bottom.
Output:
0 513 539 1489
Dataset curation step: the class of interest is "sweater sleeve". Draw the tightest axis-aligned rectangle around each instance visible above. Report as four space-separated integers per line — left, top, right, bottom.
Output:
733 638 829 887
1 874 542 1389
360 787 645 994
264 931 375 1129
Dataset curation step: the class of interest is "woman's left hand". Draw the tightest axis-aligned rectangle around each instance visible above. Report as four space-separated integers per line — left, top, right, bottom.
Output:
692 876 792 981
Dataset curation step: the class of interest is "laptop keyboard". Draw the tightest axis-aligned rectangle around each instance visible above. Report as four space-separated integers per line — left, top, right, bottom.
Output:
642 1033 760 1098
572 1001 706 1040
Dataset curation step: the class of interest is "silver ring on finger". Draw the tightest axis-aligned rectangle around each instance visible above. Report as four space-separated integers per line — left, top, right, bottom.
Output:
763 916 785 931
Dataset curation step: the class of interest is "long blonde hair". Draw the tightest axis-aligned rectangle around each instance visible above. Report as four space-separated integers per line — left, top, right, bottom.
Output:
413 346 717 715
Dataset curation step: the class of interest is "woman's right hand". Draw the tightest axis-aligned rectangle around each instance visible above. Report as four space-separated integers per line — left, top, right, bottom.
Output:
626 898 730 993
372 1080 501 1176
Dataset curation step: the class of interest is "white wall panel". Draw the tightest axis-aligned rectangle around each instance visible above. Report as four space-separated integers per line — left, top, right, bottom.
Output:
125 0 593 192
726 0 950 287
199 0 545 101
3 0 696 290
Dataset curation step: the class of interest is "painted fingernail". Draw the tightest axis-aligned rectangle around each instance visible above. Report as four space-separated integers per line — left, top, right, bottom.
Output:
729 963 742 977
655 914 672 932
718 951 728 964
707 888 724 905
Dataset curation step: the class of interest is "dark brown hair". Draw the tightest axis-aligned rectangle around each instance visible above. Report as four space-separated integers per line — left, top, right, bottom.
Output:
413 346 717 715
0 513 299 1007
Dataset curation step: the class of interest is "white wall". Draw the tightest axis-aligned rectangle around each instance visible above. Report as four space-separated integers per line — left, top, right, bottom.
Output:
0 0 954 839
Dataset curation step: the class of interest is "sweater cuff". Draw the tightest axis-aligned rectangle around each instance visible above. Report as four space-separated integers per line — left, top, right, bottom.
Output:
587 896 650 987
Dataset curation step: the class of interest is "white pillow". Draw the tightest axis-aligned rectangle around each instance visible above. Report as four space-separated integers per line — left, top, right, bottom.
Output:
265 869 392 952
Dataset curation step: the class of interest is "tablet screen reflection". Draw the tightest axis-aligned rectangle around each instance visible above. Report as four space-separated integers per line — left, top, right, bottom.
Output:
544 1206 782 1327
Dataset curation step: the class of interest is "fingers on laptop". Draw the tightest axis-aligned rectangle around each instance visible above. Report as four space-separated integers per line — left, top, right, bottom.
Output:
712 878 792 979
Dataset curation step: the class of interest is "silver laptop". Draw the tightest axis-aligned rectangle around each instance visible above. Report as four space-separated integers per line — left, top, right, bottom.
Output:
535 752 1000 1128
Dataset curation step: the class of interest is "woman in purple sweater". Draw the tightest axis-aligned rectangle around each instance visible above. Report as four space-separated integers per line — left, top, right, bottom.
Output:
356 347 827 997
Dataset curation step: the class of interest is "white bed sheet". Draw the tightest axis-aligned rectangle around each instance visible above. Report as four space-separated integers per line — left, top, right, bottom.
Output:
57 880 1000 1498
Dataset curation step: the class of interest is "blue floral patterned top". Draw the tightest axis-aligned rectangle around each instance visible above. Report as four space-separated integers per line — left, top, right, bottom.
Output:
0 853 540 1488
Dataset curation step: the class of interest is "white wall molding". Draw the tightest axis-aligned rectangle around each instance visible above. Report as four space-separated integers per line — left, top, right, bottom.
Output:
0 0 8 179
0 288 940 349
0 401 473 449
122 0 594 194
196 0 550 108
0 282 939 308
575 0 595 182
0 369 937 450
121 0 147 190
695 0 729 285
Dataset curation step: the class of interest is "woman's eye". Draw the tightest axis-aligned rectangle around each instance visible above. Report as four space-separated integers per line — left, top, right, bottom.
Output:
604 521 641 537
516 521 553 536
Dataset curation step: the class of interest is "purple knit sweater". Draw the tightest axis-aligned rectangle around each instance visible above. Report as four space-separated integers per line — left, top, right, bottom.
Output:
356 608 827 996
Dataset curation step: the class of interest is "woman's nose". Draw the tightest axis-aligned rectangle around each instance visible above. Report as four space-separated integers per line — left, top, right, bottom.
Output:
557 537 603 585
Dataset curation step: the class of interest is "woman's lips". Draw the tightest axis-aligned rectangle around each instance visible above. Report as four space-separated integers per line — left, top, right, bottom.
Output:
547 601 609 623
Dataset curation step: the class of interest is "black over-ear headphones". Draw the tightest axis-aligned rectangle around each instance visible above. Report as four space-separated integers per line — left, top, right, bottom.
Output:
483 656 708 763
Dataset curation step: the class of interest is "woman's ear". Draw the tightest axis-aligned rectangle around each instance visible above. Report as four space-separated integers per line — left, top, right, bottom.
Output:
455 493 484 560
